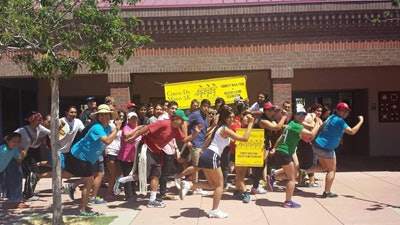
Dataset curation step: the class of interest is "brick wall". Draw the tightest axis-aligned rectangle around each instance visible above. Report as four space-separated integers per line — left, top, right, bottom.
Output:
109 83 131 111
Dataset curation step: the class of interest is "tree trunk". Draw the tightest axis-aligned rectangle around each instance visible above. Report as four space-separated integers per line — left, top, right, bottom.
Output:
50 75 64 225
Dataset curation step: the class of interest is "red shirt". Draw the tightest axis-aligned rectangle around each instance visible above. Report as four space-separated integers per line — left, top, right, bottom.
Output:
142 120 186 153
229 120 242 155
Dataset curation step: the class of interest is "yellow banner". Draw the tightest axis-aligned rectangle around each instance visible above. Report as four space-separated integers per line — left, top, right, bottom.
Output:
235 128 264 167
164 76 248 109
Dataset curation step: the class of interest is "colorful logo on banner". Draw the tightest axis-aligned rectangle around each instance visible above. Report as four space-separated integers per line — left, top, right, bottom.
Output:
164 76 248 109
235 128 264 167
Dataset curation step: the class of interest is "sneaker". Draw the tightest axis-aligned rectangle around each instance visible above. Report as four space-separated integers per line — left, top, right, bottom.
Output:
232 190 243 200
174 174 181 190
147 200 166 208
307 182 321 188
283 200 301 208
25 195 40 201
322 191 338 198
266 175 274 192
29 172 39 192
208 208 228 218
0 213 9 219
78 210 99 217
179 181 191 200
60 187 69 194
242 192 250 203
113 176 122 195
193 188 208 196
250 186 267 195
297 169 306 184
88 196 107 204
270 169 276 181
65 183 75 200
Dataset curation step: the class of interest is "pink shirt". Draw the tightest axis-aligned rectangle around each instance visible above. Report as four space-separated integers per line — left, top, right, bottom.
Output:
118 125 141 162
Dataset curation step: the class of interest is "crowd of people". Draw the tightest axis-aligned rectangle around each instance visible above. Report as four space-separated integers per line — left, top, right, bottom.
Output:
0 92 364 218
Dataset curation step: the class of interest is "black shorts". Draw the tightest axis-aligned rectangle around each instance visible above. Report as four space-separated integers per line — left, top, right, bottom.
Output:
146 149 162 178
105 154 118 163
64 152 93 177
274 151 294 166
230 152 235 163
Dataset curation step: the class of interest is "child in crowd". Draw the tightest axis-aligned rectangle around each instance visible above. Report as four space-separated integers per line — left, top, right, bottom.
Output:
0 132 27 217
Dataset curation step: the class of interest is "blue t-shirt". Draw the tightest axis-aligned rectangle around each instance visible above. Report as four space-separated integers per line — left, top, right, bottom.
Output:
188 110 208 148
0 144 21 173
71 122 111 164
314 114 349 151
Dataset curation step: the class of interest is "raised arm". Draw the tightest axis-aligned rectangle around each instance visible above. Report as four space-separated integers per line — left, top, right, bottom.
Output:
344 115 364 135
100 119 123 145
223 115 254 142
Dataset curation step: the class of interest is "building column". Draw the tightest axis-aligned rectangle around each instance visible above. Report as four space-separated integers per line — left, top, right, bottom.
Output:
108 72 131 111
271 68 293 106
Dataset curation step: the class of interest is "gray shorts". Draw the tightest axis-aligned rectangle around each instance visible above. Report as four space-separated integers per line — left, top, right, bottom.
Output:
312 145 336 159
91 160 105 173
191 147 202 166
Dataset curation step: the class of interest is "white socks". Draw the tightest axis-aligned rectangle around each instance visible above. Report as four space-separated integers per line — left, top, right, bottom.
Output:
119 176 134 184
149 191 157 201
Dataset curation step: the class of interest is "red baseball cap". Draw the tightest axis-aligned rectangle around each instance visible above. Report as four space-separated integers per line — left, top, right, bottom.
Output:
336 102 351 111
126 102 136 109
263 102 275 109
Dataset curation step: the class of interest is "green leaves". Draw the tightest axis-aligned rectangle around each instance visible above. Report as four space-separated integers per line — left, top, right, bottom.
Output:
1 0 153 77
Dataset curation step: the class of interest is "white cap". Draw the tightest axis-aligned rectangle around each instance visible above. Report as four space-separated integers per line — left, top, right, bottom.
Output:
127 112 138 120
295 104 307 115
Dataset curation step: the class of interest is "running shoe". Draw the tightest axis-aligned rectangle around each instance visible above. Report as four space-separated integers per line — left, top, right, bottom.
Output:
78 210 99 217
174 174 181 190
232 190 243 200
322 191 338 198
147 200 166 208
242 192 250 203
113 176 122 195
179 181 190 200
250 186 267 195
266 175 274 192
193 188 208 196
88 196 107 204
208 208 228 218
65 183 75 200
283 200 301 208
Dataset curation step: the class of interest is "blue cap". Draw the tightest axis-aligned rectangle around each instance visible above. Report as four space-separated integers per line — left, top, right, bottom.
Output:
86 96 95 102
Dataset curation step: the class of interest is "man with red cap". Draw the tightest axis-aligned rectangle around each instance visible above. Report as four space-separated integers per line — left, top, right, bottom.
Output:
127 109 203 208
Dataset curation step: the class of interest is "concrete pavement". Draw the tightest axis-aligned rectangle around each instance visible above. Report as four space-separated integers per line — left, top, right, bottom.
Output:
2 169 400 225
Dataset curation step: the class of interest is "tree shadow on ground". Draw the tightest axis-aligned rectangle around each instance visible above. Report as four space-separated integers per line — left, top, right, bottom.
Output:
342 194 400 211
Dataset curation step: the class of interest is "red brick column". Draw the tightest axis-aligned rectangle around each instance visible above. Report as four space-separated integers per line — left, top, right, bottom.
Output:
108 72 132 111
271 68 293 106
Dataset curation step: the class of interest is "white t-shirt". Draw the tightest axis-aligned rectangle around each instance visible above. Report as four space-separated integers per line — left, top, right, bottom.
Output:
58 117 85 153
105 122 121 156
15 124 50 151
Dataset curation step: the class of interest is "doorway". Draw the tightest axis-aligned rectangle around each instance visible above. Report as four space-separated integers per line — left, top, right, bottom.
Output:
292 89 369 156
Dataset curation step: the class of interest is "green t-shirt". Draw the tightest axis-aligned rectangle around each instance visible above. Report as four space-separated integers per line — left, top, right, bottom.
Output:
276 120 303 155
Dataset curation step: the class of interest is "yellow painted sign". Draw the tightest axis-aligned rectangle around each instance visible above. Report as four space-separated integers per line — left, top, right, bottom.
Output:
164 76 248 109
235 128 264 167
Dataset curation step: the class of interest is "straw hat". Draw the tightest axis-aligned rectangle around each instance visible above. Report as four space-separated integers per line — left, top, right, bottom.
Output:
89 104 118 120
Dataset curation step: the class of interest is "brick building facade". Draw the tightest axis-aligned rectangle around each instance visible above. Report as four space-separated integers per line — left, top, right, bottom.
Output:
1 0 400 156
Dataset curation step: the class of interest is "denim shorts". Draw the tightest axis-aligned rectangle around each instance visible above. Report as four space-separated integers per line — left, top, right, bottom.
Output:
312 145 336 159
